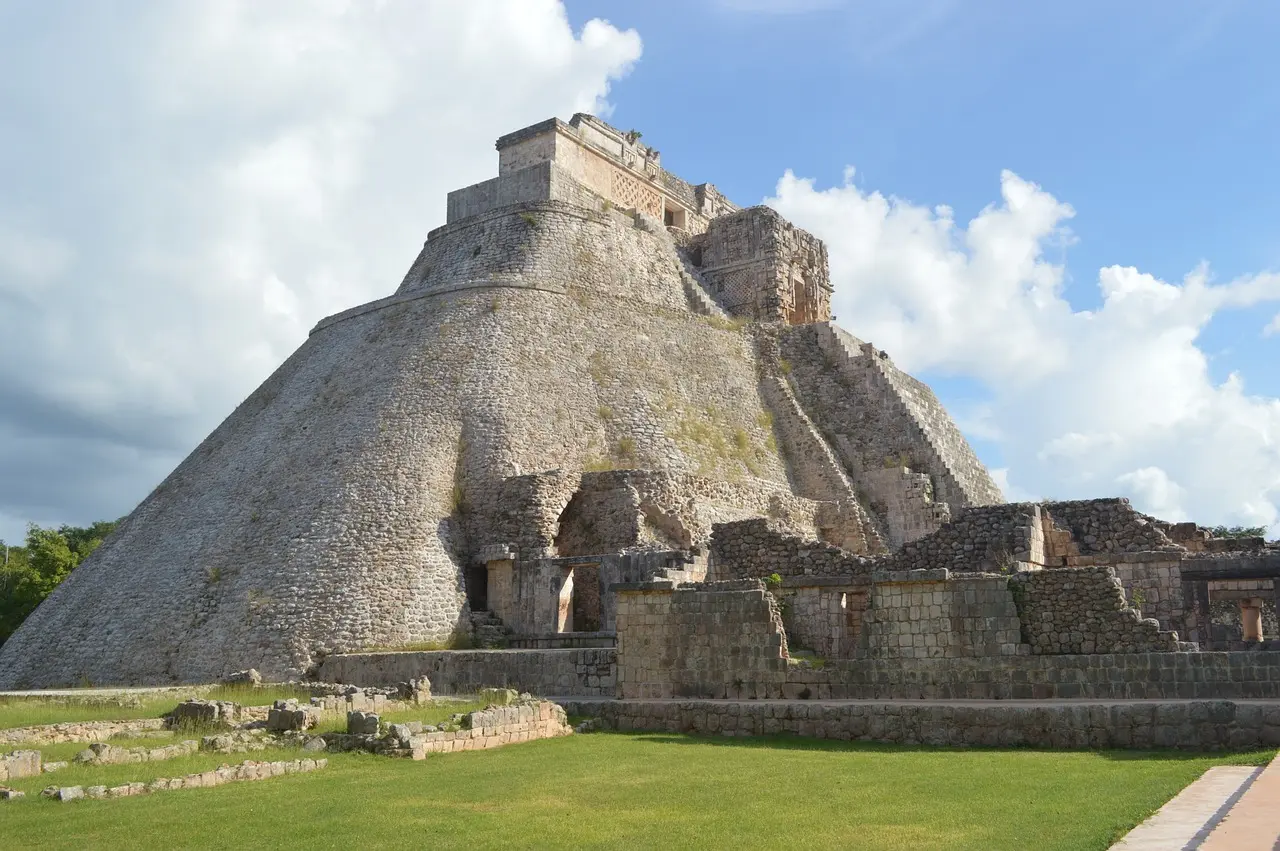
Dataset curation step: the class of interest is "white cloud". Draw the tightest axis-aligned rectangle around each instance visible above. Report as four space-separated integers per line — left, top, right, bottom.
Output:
1115 467 1188 521
769 168 1280 539
1265 312 1280 336
0 0 641 541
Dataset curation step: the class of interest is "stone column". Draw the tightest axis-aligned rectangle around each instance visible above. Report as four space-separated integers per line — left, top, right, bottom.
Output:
1240 597 1264 642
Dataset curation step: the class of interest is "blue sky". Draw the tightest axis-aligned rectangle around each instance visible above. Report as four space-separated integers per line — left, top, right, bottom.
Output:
0 0 1277 541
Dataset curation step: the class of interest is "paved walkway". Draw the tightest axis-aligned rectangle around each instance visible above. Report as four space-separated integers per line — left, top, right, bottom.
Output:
1111 754 1280 850
1201 754 1280 850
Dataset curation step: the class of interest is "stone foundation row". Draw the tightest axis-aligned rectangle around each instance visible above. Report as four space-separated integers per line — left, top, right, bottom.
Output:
561 698 1280 751
34 758 328 802
0 718 166 747
326 699 574 759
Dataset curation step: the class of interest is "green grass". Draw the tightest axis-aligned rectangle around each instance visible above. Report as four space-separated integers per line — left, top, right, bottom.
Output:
310 699 489 735
1 733 1272 850
0 685 313 730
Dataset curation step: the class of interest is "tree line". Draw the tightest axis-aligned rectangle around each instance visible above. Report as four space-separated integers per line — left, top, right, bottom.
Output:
0 520 119 646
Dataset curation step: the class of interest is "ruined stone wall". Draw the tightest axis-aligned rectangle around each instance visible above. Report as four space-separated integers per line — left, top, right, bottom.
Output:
893 503 1044 572
1099 554 1186 634
1010 567 1181 654
317 649 616 697
777 581 867 659
615 581 788 699
698 207 831 324
858 571 1025 659
709 518 877 580
1041 499 1180 557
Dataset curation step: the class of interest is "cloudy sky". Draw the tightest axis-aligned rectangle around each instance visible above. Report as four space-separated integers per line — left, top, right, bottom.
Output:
2 0 1278 543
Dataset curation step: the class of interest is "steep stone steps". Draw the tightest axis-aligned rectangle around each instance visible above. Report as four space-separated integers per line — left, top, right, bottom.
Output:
469 611 510 650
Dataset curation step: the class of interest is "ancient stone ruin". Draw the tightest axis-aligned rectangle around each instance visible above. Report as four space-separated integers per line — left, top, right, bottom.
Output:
0 114 1277 700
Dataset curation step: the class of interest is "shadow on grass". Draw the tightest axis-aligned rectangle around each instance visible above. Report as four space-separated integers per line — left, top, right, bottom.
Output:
616 731 1276 763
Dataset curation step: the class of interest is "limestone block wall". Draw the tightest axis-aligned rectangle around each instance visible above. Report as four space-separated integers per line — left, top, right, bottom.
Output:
1090 554 1186 634
786 651 1280 701
858 571 1025 659
318 649 616 697
446 161 605 223
709 518 877 580
487 115 720 234
563 697 1280 751
894 503 1046 572
776 580 868 659
697 207 831 324
1010 567 1181 654
615 581 788 699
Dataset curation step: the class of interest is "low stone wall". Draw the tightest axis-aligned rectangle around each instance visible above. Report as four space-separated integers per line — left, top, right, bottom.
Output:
74 740 198 766
0 718 167 747
323 698 572 759
616 581 788 699
39 758 328 801
562 698 1280 750
1011 567 1180 654
402 700 571 758
783 652 1280 701
317 649 616 697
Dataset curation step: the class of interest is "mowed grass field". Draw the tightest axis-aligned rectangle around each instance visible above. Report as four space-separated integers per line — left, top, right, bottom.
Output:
4 730 1274 851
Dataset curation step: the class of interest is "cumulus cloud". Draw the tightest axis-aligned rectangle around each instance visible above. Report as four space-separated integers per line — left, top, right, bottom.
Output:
0 0 640 541
1266 313 1280 336
768 169 1280 538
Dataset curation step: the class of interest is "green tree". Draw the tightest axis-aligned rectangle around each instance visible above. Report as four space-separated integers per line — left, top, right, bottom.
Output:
0 519 119 645
1206 525 1269 539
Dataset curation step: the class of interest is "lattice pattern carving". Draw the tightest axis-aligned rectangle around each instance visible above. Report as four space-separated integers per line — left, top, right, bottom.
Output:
611 170 662 217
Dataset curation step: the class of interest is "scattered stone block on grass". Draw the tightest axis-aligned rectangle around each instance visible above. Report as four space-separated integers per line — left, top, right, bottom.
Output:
168 699 243 729
267 699 318 732
0 749 41 781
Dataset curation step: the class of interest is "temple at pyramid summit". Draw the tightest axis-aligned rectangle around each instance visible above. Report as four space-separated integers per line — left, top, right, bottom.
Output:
2 113 1276 693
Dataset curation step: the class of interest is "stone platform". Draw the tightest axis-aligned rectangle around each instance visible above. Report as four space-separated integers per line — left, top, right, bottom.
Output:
558 698 1280 751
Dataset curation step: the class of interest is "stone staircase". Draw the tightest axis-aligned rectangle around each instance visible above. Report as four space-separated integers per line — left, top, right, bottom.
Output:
673 250 731 319
814 322 976 508
469 610 510 649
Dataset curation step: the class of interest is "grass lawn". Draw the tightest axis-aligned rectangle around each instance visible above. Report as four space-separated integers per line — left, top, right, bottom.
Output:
3 733 1273 850
0 685 313 730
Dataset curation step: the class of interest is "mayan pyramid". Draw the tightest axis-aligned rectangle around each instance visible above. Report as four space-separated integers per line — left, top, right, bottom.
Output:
0 115 1002 687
